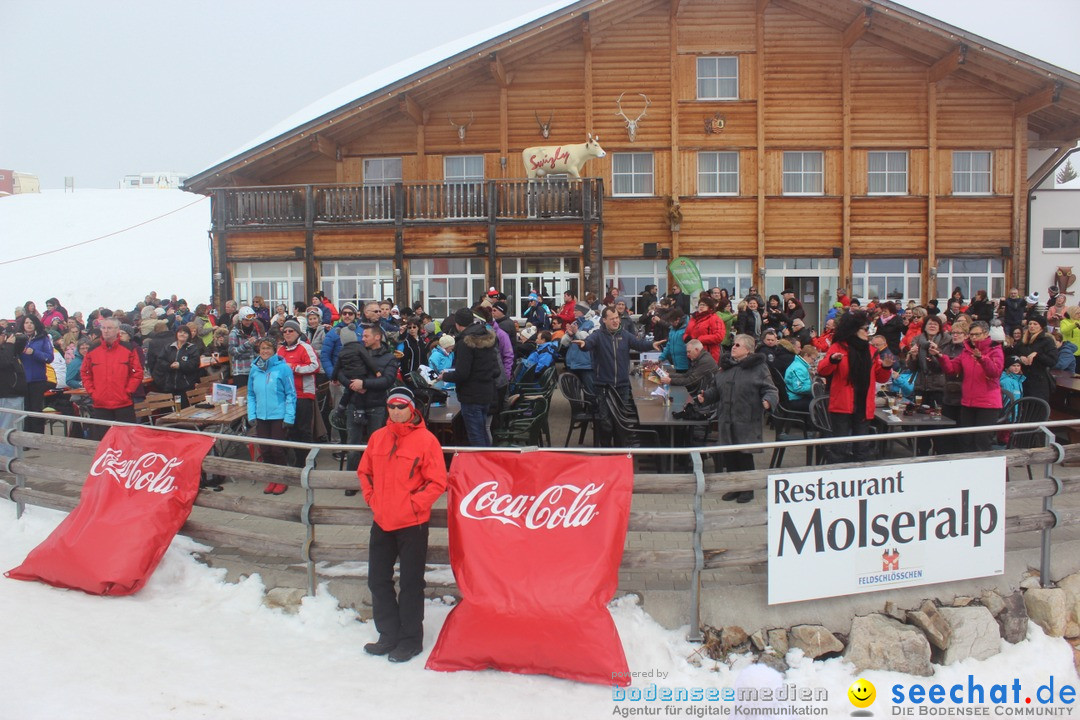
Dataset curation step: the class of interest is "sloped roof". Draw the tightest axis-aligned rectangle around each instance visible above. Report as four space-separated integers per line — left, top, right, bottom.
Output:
184 0 1080 194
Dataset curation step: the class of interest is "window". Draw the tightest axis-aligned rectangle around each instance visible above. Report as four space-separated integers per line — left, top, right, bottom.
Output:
408 258 487 320
1043 228 1080 250
501 258 580 316
696 258 754 299
232 262 305 310
697 56 739 100
698 152 739 196
444 155 485 218
867 151 908 195
320 261 396 308
612 153 654 197
935 258 1005 303
782 152 824 195
363 157 402 185
603 259 666 310
952 151 992 195
852 258 921 303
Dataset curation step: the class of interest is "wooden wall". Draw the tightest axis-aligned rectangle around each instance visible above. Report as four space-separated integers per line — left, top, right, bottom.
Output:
241 0 1028 292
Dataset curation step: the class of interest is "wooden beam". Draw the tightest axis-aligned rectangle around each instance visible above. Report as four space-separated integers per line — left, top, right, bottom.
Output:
1028 144 1075 186
488 54 514 88
928 44 967 84
1044 121 1080 142
771 0 845 30
842 46 852 295
1015 83 1062 118
673 0 690 18
308 135 338 161
927 82 937 303
756 0 771 14
397 94 428 125
1012 117 1026 290
842 6 872 48
756 2 766 284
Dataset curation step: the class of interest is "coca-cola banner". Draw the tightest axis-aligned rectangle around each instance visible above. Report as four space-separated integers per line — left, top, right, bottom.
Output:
426 451 634 686
6 426 214 595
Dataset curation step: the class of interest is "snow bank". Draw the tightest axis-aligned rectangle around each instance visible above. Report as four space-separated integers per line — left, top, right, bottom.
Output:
1 499 1077 719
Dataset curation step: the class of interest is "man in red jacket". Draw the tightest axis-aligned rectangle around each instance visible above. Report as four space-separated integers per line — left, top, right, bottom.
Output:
80 317 144 439
357 386 447 663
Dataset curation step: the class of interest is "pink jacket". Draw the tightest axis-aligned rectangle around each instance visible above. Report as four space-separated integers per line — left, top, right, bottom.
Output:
936 337 1004 409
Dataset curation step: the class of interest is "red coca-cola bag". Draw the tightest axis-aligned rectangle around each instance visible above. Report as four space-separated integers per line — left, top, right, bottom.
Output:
426 451 633 686
6 426 214 595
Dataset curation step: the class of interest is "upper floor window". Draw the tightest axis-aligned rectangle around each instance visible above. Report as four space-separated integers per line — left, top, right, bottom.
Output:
612 152 654 197
782 151 824 195
444 155 485 183
952 151 992 195
697 57 739 100
1043 228 1080 251
867 151 908 195
363 157 402 185
698 152 739 196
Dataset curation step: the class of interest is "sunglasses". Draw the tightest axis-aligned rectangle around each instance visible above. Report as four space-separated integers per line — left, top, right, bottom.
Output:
282 328 298 334
387 402 411 410
341 311 355 316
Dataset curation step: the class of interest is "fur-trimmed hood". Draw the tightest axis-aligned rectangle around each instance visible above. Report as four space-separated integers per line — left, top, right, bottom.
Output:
461 322 496 349
720 351 766 371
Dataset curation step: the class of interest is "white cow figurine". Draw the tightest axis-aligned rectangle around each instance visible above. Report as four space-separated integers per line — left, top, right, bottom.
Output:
522 134 606 179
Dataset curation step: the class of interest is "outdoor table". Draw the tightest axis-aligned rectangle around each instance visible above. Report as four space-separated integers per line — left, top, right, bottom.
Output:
629 374 709 467
424 382 461 427
873 406 956 457
158 402 248 435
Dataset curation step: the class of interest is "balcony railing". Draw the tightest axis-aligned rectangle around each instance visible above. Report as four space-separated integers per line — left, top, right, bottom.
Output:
216 179 603 229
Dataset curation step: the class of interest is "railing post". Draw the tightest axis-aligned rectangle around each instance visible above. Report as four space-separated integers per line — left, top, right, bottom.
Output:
394 183 406 302
300 447 321 597
1039 426 1066 588
687 450 705 642
8 414 26 519
487 180 498 289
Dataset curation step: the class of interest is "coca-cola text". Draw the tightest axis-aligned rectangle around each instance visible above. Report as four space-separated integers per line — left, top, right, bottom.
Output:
458 480 603 529
89 448 184 495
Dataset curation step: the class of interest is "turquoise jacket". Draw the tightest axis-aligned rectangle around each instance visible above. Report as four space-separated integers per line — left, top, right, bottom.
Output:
783 355 813 401
248 354 297 424
659 320 690 371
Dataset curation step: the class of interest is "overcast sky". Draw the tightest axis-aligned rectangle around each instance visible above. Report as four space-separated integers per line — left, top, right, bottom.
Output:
3 0 1079 190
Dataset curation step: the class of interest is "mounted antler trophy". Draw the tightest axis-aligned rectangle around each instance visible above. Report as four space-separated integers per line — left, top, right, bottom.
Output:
449 112 474 142
615 92 650 142
535 111 553 138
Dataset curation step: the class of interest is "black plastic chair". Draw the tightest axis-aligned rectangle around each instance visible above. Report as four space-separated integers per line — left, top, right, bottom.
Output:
557 372 598 446
808 396 833 465
767 364 815 467
602 391 660 448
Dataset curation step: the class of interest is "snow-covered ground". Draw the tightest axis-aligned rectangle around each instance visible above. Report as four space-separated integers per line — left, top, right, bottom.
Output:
2 498 1079 719
0 189 211 319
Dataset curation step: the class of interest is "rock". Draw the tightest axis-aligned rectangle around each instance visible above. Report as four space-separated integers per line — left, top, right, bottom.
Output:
1067 621 1080 639
767 628 789 656
1057 573 1080 632
788 624 843 659
756 652 788 674
907 601 952 650
264 587 306 612
722 625 749 651
981 590 1006 618
844 614 933 677
1024 588 1069 637
952 596 974 607
998 591 1030 644
937 606 1000 664
1021 575 1043 590
750 630 766 652
884 601 907 623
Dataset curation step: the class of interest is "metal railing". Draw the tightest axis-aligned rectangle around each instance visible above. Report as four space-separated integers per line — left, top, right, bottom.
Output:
2 407 1079 639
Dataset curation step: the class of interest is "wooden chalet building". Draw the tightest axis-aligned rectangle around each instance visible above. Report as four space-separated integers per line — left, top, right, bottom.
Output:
183 0 1080 326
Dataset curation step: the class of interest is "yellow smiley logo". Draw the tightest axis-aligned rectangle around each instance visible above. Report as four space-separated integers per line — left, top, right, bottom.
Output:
848 678 876 708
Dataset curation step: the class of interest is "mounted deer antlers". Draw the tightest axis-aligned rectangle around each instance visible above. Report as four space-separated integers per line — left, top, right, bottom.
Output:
535 110 553 138
448 112 474 142
615 92 650 142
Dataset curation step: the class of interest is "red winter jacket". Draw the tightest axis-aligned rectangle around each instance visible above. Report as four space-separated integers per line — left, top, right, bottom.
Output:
358 415 447 531
80 339 144 409
936 337 1004 409
816 342 891 419
278 340 320 400
558 301 577 326
683 310 726 362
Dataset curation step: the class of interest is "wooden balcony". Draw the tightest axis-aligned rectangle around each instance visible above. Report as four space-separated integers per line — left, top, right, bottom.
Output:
212 179 603 230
